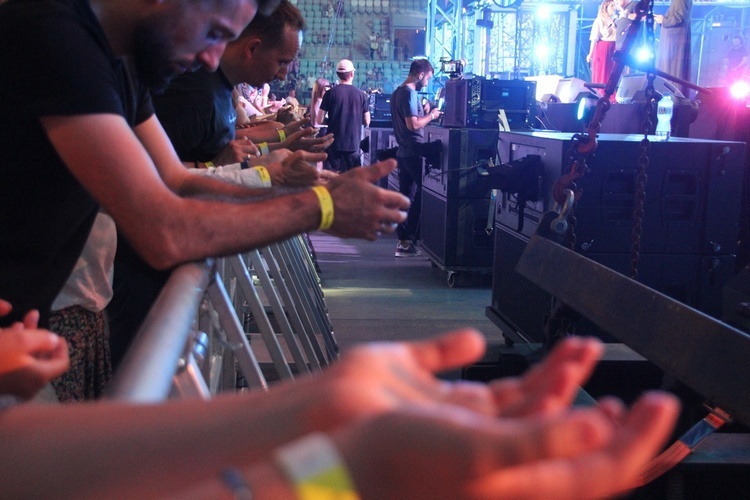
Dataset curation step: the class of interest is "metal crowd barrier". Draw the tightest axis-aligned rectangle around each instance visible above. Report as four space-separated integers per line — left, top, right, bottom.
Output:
107 235 336 403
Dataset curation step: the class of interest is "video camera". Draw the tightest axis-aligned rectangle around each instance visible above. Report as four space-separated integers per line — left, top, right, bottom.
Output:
440 57 465 79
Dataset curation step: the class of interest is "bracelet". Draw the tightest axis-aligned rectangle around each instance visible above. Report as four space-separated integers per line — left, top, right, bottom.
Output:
252 165 272 187
310 186 334 231
220 468 253 500
278 129 287 142
259 142 270 155
275 433 359 500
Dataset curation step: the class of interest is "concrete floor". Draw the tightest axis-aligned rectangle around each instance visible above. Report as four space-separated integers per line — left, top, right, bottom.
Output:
309 233 505 353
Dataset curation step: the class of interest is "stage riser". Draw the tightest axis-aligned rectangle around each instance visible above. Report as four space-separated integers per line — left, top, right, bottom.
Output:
490 224 736 343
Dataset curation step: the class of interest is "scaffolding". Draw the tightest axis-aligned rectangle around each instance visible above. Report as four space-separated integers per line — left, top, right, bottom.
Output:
428 1 577 80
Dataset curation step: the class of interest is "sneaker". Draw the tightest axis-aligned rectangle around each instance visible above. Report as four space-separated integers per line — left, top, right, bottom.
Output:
395 243 422 258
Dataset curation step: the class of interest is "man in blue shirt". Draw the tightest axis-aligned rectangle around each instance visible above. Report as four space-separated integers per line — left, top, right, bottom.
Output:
390 59 441 257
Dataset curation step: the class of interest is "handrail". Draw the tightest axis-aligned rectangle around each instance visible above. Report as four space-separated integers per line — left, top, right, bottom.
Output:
107 260 214 403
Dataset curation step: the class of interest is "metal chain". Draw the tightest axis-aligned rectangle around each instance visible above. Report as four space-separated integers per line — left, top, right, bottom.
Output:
630 139 650 279
629 0 657 280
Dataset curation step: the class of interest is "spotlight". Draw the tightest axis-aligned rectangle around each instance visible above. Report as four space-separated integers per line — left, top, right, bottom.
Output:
535 44 549 61
576 94 598 124
536 5 551 19
729 81 750 100
635 45 654 63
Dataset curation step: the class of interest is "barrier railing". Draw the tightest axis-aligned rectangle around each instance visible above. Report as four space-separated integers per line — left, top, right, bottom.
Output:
107 235 334 402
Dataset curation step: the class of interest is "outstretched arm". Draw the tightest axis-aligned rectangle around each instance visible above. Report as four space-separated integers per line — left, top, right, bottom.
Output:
42 113 408 270
0 330 678 499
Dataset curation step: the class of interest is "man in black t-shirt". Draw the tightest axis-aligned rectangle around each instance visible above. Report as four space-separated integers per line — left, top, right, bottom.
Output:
0 0 408 329
153 0 331 169
318 59 370 173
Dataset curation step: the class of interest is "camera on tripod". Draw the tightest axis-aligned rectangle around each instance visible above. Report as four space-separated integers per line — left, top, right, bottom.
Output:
440 57 465 79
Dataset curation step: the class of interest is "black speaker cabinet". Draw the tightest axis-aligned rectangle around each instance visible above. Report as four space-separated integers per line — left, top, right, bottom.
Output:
488 132 746 344
363 126 394 166
495 132 745 256
421 189 494 269
422 126 499 199
442 78 535 130
364 127 395 189
386 133 400 191
488 224 553 343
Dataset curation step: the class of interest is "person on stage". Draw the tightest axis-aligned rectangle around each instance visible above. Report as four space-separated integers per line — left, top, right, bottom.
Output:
587 0 617 87
655 0 693 96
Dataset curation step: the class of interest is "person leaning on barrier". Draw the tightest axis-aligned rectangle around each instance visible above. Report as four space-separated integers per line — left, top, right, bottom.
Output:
0 299 679 499
0 0 409 332
152 0 334 173
107 0 342 369
180 0 335 188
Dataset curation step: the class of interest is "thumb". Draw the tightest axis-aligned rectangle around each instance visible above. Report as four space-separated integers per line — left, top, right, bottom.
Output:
406 328 487 373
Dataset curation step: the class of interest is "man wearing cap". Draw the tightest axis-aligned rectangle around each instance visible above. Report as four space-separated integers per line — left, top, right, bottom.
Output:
318 59 370 173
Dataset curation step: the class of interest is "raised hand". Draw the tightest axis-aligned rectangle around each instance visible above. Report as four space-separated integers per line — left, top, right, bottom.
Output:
324 160 409 240
0 300 69 400
266 150 325 187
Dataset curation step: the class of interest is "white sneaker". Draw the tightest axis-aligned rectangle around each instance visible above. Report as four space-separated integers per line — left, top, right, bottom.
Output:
395 243 422 257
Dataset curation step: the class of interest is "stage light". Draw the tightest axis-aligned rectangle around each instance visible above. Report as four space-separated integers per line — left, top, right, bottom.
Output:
535 44 549 61
729 81 750 100
536 5 551 19
576 94 598 124
635 45 654 63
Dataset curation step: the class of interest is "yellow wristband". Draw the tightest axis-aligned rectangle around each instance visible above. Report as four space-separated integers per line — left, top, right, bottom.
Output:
204 161 215 168
252 165 272 187
275 433 360 500
259 142 270 155
311 186 334 231
278 129 287 142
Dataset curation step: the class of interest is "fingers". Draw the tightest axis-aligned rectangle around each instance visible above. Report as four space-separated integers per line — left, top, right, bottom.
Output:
319 169 339 181
490 337 603 418
32 338 71 381
0 299 11 316
20 329 63 356
405 328 487 374
22 309 40 329
474 393 679 500
299 133 334 152
286 118 307 133
243 137 259 156
0 329 65 374
295 151 328 164
325 171 409 240
608 392 680 478
354 159 398 184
